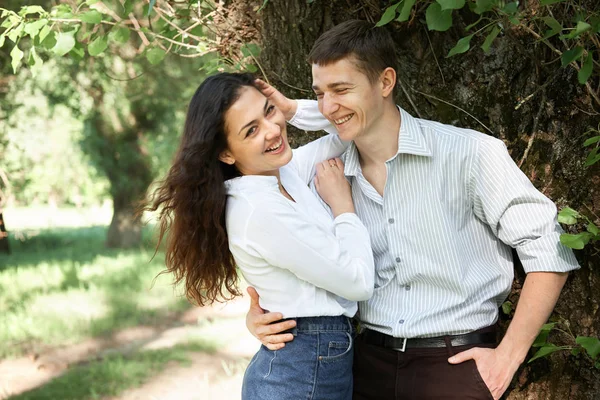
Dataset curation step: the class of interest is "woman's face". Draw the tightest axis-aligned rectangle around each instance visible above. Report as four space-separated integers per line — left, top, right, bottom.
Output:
220 86 292 176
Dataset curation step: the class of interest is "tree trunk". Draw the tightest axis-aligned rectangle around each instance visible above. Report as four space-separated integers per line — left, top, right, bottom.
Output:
0 211 9 255
241 1 600 398
106 198 142 249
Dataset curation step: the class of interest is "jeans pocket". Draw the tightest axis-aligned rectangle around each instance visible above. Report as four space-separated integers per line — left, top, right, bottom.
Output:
320 331 353 363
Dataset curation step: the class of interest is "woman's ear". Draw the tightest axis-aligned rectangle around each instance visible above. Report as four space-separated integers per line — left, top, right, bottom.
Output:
218 150 236 165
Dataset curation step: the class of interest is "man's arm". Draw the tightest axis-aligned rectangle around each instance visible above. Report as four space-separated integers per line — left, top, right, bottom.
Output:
449 271 568 399
245 287 296 350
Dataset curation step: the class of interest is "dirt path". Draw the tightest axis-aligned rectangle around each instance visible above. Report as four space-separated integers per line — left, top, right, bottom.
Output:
0 294 258 400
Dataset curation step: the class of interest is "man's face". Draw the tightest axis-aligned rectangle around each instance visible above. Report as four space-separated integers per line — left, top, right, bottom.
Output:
311 57 384 142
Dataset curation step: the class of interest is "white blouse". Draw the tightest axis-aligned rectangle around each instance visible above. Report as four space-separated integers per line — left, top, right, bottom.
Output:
224 101 375 318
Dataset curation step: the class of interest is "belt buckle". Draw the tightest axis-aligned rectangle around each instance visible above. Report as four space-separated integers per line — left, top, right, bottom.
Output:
393 337 407 352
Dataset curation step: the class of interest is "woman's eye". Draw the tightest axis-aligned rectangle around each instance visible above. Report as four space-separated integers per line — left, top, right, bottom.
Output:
246 127 257 137
266 105 275 115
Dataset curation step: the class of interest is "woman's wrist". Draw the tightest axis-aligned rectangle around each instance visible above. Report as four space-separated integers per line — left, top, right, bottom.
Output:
330 202 355 217
285 100 298 121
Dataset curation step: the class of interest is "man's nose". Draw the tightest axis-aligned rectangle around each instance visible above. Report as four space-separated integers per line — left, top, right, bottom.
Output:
321 93 340 117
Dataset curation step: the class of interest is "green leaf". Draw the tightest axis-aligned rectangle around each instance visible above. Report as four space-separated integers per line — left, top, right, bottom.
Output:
28 46 43 77
481 26 501 53
501 301 512 315
578 53 593 85
426 3 453 32
529 344 570 363
576 337 600 359
70 41 85 60
146 47 166 65
7 23 24 43
585 148 600 167
540 0 566 4
397 0 417 22
109 27 130 44
560 232 593 250
246 64 258 73
583 136 600 147
502 2 518 14
19 5 47 17
10 45 24 73
88 36 108 56
542 16 563 39
241 43 261 58
447 35 473 57
436 0 465 11
0 35 4 48
24 19 48 38
571 347 583 356
587 223 599 236
376 3 400 27
147 0 157 16
473 0 496 14
561 46 584 67
41 31 57 49
122 0 134 16
52 31 76 56
38 24 52 42
558 207 580 225
79 10 103 24
533 322 556 347
562 21 592 40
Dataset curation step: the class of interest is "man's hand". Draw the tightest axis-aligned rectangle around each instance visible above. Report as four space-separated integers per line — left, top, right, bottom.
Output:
245 287 296 350
254 79 297 121
448 347 520 400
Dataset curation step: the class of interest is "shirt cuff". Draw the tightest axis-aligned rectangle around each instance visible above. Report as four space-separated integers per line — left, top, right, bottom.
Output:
333 212 363 226
288 99 315 125
516 229 581 273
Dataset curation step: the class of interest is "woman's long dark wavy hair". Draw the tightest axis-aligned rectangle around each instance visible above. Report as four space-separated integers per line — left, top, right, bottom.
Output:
144 72 257 306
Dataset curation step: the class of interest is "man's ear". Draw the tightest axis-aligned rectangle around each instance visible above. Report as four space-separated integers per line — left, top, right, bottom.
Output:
218 150 235 165
380 67 397 98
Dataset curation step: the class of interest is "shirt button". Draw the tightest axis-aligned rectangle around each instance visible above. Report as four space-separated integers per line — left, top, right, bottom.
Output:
399 319 405 324
405 285 411 291
395 257 401 263
388 218 395 224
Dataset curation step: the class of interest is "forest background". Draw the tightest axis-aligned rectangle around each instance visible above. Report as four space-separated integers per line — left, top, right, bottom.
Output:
0 0 599 399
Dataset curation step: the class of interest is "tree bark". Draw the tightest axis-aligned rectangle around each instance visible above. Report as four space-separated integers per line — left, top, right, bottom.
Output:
242 1 600 398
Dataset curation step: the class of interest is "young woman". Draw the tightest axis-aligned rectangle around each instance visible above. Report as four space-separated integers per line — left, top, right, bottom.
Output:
146 72 374 399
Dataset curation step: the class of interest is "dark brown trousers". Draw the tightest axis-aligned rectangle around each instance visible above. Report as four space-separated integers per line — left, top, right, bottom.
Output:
353 330 496 400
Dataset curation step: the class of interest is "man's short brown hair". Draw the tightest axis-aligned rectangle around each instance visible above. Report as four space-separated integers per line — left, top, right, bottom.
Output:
308 20 398 86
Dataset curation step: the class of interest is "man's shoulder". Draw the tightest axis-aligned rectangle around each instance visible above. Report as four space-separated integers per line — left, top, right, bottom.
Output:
416 117 502 150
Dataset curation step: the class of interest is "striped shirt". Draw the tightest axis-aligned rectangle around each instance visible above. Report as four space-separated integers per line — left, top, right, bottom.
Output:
291 100 580 338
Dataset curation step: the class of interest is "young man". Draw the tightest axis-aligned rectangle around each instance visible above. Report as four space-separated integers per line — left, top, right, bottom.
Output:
246 20 579 399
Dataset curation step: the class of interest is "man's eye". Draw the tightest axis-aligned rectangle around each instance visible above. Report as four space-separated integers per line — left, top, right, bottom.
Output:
336 88 348 94
315 93 324 99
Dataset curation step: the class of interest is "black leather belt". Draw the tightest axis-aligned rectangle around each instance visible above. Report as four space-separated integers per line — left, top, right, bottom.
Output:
362 329 497 352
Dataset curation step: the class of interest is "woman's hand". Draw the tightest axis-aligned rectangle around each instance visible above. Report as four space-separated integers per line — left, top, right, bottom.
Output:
315 158 355 217
255 79 297 121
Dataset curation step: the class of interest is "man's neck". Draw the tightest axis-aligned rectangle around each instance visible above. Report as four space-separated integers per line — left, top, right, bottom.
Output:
354 101 401 167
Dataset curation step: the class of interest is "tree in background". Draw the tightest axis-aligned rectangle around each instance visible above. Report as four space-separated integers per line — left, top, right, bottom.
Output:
1 0 599 396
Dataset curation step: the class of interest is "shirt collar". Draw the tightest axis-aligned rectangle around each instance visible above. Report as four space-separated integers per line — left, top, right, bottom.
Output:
342 106 432 177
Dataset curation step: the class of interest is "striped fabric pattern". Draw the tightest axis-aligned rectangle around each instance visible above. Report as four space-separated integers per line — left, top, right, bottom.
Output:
338 107 580 338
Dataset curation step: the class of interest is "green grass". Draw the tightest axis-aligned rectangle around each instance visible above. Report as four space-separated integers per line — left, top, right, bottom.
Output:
0 224 190 358
9 339 218 400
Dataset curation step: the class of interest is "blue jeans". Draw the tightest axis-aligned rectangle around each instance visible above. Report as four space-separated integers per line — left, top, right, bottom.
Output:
242 315 355 400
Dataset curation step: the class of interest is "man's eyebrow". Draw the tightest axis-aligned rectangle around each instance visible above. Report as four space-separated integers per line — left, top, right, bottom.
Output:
238 99 269 135
312 81 354 91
